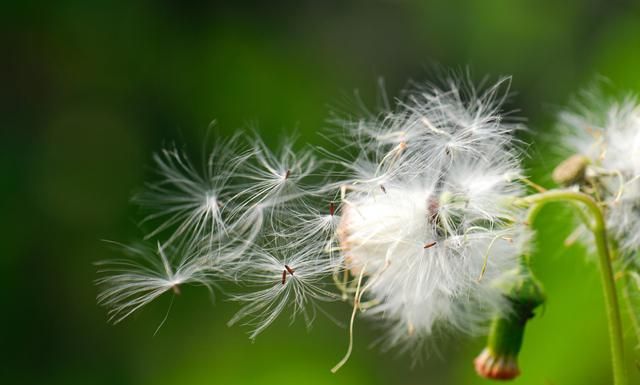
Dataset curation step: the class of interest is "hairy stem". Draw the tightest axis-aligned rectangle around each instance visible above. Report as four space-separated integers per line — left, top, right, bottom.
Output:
522 190 628 385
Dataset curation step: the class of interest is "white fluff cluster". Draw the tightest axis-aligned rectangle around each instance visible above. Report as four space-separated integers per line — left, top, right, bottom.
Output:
336 78 529 351
559 94 640 259
97 77 531 357
97 135 338 332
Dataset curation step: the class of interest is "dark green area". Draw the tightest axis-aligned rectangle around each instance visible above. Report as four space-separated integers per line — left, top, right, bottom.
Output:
2 1 640 384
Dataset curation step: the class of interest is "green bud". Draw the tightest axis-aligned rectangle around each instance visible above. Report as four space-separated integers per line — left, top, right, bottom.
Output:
474 267 545 381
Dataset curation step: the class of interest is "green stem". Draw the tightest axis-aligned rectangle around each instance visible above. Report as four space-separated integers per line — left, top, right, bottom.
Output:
521 190 628 385
622 276 640 348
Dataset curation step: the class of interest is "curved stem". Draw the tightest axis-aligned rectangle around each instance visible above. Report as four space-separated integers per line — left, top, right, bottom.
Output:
522 190 628 385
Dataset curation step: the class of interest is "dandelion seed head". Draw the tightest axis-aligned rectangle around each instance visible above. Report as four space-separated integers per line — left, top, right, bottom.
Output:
559 90 640 257
339 181 525 347
335 76 529 351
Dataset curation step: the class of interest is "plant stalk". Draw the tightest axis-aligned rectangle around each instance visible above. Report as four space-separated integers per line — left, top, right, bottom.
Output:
521 190 627 385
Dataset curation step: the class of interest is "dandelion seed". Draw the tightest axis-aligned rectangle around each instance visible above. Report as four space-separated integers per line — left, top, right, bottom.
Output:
134 138 247 250
424 241 437 249
233 138 319 211
273 203 342 267
96 242 216 324
219 138 323 251
228 247 336 339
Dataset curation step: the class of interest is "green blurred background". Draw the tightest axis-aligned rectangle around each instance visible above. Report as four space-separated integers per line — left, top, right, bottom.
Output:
3 1 640 384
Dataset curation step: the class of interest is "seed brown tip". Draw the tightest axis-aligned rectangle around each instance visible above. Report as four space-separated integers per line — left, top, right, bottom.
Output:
424 241 437 249
284 264 295 275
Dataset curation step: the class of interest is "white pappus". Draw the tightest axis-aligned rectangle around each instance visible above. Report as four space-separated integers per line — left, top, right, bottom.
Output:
558 91 640 260
96 242 217 325
97 75 532 365
334 78 529 356
227 244 338 339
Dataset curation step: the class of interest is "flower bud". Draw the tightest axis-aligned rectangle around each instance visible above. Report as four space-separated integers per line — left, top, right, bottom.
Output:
474 269 545 381
552 154 589 186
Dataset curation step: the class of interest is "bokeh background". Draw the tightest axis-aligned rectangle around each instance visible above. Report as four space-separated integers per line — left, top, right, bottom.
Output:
3 1 640 384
